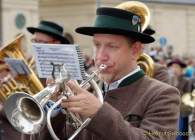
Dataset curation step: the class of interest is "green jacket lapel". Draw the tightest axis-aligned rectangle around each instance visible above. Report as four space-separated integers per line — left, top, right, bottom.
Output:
119 69 145 88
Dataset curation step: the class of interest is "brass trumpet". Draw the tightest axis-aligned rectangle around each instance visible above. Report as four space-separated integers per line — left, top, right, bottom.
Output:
47 64 106 140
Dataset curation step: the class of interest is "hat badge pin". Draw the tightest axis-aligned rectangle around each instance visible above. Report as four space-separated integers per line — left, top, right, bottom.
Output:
132 15 139 26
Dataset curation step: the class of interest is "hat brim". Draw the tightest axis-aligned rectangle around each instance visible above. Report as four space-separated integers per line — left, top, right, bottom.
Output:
167 61 187 68
76 27 155 44
143 28 155 36
27 27 70 44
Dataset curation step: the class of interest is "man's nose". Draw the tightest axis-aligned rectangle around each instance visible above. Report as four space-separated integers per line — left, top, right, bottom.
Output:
95 48 109 62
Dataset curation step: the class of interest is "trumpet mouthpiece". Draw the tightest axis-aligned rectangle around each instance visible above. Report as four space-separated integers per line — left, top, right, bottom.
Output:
99 64 107 71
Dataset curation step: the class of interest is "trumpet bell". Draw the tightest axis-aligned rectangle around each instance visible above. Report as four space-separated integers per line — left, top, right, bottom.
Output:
4 92 45 134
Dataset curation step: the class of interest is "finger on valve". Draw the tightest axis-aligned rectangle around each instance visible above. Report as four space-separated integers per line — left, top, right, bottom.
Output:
66 80 83 96
46 78 61 101
46 78 55 86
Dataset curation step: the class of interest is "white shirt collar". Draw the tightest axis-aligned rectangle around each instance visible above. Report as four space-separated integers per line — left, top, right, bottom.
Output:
104 66 141 92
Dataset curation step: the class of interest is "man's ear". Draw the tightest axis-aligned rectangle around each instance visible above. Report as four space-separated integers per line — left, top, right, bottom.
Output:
131 41 144 59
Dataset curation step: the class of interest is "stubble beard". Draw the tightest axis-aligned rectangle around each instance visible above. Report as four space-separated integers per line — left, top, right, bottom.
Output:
98 73 114 84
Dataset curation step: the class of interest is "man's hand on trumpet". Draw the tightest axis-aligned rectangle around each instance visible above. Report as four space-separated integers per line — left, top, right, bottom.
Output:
61 80 103 119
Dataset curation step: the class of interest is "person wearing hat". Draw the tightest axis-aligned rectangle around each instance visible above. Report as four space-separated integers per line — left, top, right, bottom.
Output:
167 58 191 140
143 25 155 35
0 61 25 140
27 20 70 44
0 61 36 140
167 58 191 95
143 26 169 83
46 6 180 140
114 1 169 84
0 21 71 140
27 20 72 85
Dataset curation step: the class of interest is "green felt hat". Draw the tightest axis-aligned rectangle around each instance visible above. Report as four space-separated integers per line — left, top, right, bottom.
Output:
76 7 154 44
27 20 70 44
143 25 155 35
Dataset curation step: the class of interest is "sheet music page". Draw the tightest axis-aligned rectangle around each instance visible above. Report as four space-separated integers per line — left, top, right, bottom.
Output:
4 58 31 75
32 43 84 80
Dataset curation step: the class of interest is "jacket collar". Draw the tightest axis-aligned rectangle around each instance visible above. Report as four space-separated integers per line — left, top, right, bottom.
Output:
103 67 144 92
119 69 145 88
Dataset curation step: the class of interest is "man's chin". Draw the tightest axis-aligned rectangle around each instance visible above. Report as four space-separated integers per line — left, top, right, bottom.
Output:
98 74 113 83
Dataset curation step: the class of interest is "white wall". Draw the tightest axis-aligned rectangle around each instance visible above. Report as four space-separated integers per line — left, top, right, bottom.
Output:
2 0 39 57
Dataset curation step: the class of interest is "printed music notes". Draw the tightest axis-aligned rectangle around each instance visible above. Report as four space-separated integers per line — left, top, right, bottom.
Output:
32 43 85 80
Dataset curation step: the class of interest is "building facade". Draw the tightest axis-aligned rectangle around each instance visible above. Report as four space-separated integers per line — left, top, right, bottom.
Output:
39 0 195 57
0 0 39 56
1 0 195 57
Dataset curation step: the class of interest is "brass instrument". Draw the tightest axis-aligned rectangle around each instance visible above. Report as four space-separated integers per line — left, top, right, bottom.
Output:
115 1 151 32
137 53 154 77
47 64 106 140
0 34 44 102
3 2 154 139
116 1 154 76
181 89 195 117
4 64 106 139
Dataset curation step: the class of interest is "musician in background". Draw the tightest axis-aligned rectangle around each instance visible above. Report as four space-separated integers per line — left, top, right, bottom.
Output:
167 58 191 140
28 20 70 44
143 26 169 83
190 79 195 135
167 59 191 96
48 5 180 140
0 61 25 140
0 20 71 140
27 20 71 85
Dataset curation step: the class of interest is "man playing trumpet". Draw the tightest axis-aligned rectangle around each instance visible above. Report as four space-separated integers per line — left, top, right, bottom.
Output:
46 2 180 140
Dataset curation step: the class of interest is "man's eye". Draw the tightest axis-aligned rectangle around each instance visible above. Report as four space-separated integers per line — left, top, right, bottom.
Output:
94 43 101 48
95 43 99 47
109 45 118 49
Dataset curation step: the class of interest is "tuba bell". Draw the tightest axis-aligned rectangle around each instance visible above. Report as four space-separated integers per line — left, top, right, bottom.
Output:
137 53 154 77
181 89 195 117
0 34 44 102
115 1 151 32
116 1 154 77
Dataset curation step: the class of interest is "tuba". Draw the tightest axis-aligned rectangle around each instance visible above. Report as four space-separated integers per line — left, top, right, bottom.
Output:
137 53 154 77
115 1 151 32
116 1 154 77
181 89 195 117
0 34 44 102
